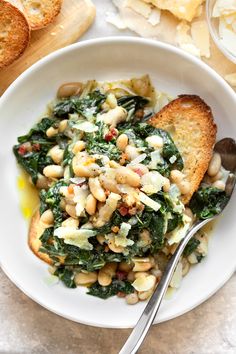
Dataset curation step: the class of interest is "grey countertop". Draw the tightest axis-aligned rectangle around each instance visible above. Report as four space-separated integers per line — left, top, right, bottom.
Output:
1 1 236 353
0 270 235 354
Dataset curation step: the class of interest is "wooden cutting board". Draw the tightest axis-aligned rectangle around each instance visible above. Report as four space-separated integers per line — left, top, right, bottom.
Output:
0 0 96 95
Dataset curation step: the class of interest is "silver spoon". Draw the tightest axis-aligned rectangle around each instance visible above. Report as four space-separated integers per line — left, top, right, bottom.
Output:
120 137 236 354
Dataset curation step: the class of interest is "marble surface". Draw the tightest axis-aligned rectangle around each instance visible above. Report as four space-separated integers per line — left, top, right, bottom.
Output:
1 1 236 353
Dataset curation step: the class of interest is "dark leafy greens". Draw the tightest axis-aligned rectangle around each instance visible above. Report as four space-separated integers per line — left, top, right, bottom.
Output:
39 180 67 227
87 280 134 299
189 186 228 219
53 90 106 118
85 122 121 161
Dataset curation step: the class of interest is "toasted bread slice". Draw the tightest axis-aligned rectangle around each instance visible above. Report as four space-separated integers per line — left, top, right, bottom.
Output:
0 0 30 68
29 210 53 264
149 95 217 204
20 0 62 30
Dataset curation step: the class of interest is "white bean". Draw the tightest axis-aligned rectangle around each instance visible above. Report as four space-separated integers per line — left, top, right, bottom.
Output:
125 292 139 305
125 145 140 160
178 180 191 195
127 271 135 282
75 271 98 285
62 217 79 228
163 177 170 192
58 119 68 133
96 235 105 245
138 288 154 301
139 229 151 246
65 204 77 218
72 141 86 154
99 174 120 194
170 170 185 184
128 163 149 175
43 165 64 178
98 263 117 286
116 134 128 151
182 258 190 276
40 209 54 226
118 262 133 272
36 174 50 189
99 106 127 127
211 171 223 182
72 155 100 177
115 166 141 187
89 177 106 202
212 180 225 191
106 93 117 108
57 82 83 98
133 261 152 272
85 194 97 215
49 145 64 164
46 127 58 138
134 272 149 279
95 193 121 227
184 207 194 221
108 238 124 253
207 153 221 177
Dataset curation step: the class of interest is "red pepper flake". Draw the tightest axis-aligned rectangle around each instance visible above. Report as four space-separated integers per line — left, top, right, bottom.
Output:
134 168 143 177
32 143 40 151
110 128 118 137
104 128 118 142
119 206 128 216
117 291 126 298
104 133 113 142
18 145 27 155
116 271 127 281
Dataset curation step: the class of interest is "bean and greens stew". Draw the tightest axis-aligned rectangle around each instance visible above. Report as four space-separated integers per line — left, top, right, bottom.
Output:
13 76 228 303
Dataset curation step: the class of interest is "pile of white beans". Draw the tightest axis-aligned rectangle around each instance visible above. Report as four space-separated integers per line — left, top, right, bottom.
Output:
36 81 225 305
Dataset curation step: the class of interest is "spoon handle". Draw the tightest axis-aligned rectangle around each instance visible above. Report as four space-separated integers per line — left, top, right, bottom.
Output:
119 219 210 354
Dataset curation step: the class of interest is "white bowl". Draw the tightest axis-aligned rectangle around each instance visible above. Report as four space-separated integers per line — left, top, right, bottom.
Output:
0 37 235 328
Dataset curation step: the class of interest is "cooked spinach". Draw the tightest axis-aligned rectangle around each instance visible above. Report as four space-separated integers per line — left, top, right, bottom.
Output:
39 180 67 227
62 144 74 167
13 117 71 184
133 123 183 170
183 237 200 257
54 267 76 288
17 118 56 143
53 90 106 118
87 280 134 299
40 227 54 243
189 186 228 219
117 95 149 120
85 122 121 161
13 118 58 184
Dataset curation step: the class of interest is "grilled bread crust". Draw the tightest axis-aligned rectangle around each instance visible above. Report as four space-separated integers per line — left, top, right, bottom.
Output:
29 210 53 264
20 0 62 30
0 0 30 68
149 95 217 204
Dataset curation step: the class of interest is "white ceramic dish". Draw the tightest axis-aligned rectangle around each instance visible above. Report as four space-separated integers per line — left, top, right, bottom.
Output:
0 37 235 329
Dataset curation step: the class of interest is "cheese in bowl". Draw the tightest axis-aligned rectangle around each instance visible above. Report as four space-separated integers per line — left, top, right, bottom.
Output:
13 75 228 304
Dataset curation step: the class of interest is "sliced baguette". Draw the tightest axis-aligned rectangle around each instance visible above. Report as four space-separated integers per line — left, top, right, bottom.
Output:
0 0 30 68
20 0 62 30
149 95 217 204
29 210 53 264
